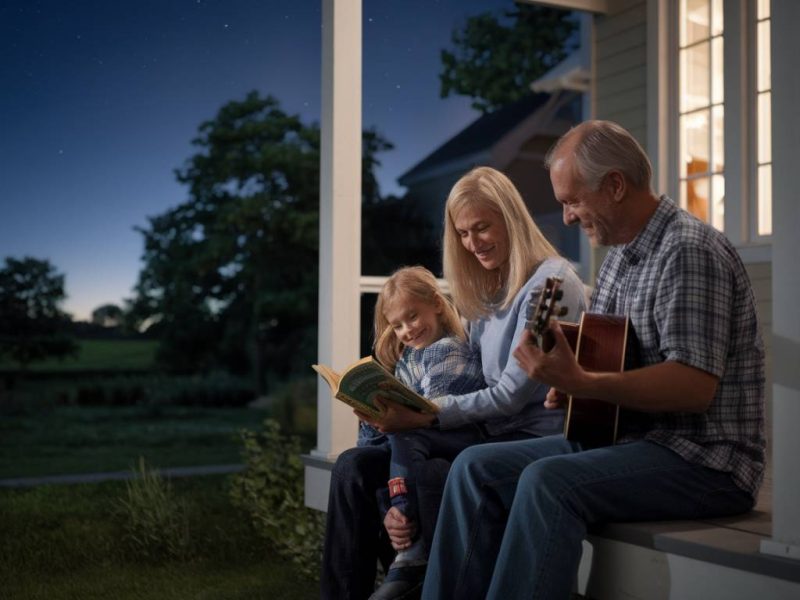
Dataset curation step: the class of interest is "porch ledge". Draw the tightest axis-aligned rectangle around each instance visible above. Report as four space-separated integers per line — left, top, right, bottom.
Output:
301 453 337 471
588 509 798 585
303 457 797 589
302 453 336 512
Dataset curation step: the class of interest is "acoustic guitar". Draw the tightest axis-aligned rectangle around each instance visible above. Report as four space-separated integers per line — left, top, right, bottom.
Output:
525 277 630 448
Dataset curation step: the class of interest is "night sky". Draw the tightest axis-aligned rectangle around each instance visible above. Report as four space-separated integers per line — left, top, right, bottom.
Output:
1 0 515 320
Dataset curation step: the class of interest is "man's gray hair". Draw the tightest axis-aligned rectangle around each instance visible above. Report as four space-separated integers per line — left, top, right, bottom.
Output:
544 120 653 192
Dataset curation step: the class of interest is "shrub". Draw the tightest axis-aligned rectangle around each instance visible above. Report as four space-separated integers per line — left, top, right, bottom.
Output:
70 372 256 407
256 376 317 435
117 457 194 562
229 419 325 578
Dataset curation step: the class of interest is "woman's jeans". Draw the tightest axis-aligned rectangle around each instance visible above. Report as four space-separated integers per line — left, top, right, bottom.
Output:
320 444 449 600
321 430 533 600
422 436 754 600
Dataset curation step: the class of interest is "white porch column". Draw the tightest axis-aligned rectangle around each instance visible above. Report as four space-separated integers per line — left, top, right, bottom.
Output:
761 0 800 561
314 0 361 460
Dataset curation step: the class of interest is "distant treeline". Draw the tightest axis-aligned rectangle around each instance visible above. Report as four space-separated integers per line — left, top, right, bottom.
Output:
65 320 155 341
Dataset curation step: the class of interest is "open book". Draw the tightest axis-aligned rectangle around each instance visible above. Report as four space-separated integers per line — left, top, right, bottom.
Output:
312 356 440 419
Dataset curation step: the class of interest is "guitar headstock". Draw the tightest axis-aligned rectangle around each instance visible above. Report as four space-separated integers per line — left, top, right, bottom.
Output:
525 276 569 350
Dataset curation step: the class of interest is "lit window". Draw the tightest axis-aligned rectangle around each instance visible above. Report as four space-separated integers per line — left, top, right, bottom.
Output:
679 0 725 231
756 0 772 236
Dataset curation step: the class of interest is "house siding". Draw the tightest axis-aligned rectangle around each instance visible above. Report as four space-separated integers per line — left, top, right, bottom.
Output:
745 261 773 440
594 0 648 147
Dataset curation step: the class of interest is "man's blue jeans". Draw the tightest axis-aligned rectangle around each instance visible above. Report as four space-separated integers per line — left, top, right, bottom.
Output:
422 436 754 600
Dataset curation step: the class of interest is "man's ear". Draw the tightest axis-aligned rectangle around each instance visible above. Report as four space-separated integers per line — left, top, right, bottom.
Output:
605 170 626 202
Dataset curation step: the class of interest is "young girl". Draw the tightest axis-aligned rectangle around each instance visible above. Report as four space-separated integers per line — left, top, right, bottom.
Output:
361 266 486 583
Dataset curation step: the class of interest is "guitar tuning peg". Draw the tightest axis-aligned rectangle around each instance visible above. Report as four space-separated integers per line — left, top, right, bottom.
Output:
557 306 569 317
554 290 563 301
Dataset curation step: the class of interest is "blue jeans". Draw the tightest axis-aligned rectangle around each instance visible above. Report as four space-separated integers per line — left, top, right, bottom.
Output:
389 425 485 521
321 430 534 599
320 444 451 600
422 436 754 600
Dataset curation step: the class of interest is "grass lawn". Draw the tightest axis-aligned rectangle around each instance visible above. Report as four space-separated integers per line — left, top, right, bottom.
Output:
0 404 278 479
0 339 159 372
0 475 319 600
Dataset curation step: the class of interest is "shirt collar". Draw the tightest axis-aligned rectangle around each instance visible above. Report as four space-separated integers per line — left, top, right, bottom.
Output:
619 195 677 265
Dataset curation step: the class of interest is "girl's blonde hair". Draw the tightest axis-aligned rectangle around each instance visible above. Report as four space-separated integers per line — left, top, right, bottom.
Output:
443 166 561 321
373 266 466 372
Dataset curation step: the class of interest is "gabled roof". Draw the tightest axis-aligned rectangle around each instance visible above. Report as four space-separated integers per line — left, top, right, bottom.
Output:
530 50 590 93
398 93 554 186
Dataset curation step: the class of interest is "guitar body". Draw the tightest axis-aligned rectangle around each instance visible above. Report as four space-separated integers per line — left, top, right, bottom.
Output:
562 314 629 448
524 278 629 448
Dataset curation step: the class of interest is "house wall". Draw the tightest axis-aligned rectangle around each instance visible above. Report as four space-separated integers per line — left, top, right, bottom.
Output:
594 0 648 144
404 170 466 229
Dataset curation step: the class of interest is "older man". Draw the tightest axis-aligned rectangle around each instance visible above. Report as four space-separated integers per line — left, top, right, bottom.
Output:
421 120 765 600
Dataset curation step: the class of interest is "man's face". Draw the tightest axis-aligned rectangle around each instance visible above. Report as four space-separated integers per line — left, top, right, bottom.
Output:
550 157 617 247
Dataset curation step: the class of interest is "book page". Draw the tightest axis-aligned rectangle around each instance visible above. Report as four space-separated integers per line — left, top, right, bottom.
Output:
311 364 341 392
338 359 439 414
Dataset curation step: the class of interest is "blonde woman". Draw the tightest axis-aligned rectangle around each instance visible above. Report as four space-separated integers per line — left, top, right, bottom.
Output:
322 167 586 600
370 166 586 436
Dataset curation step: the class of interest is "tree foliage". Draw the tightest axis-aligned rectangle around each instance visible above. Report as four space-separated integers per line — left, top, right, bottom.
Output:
0 257 78 369
440 5 577 113
129 92 392 386
91 303 124 328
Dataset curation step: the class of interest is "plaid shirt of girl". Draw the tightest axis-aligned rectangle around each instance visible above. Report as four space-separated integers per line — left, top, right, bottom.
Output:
394 336 485 400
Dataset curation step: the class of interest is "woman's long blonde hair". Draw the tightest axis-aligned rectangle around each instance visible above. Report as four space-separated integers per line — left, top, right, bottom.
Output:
373 266 466 372
443 166 560 321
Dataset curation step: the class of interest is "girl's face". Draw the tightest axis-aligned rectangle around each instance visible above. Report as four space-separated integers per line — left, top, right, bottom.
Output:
383 293 444 350
453 202 510 271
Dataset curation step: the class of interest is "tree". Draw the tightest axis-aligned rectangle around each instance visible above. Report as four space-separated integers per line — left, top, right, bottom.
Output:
91 303 124 328
440 5 577 113
129 92 393 388
0 257 78 370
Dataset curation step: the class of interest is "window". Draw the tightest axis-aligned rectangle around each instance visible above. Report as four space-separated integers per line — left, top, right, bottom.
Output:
756 0 772 236
678 0 725 232
671 0 772 248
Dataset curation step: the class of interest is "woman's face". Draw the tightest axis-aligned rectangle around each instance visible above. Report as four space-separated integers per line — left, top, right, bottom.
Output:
453 202 510 271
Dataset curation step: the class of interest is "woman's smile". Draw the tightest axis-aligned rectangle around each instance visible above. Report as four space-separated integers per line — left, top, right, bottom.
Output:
453 203 509 271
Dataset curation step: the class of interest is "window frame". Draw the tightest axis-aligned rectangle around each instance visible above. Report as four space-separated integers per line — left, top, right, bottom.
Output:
659 0 772 262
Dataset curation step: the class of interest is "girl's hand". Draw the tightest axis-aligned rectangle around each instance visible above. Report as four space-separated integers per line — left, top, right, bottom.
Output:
354 398 437 433
544 386 569 410
384 506 417 550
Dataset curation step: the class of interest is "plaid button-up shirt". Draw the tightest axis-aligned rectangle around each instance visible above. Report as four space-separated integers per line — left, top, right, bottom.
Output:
394 336 485 399
592 196 765 498
358 336 485 445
